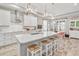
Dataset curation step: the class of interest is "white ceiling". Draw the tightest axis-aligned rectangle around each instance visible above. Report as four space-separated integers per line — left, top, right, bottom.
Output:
15 3 79 17
0 3 79 17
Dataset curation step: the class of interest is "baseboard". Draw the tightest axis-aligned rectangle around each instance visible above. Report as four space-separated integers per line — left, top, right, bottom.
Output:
70 37 79 39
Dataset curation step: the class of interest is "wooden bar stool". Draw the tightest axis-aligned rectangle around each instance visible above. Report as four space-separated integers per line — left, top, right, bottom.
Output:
27 44 42 56
40 39 52 56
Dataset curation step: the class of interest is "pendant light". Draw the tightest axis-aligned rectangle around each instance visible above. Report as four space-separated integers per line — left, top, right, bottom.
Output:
26 3 44 18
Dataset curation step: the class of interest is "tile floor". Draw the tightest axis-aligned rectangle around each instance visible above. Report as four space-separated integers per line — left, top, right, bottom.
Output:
54 38 79 56
0 37 79 56
0 43 17 56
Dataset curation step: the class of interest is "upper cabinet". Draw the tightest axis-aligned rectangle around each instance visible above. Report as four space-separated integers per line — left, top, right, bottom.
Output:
24 15 37 26
0 9 10 26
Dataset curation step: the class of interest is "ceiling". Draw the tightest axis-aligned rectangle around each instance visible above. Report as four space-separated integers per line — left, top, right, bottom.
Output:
0 3 79 18
15 3 79 17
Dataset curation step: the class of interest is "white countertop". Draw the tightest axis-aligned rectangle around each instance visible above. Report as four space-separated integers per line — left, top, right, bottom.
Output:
0 30 25 34
16 31 57 44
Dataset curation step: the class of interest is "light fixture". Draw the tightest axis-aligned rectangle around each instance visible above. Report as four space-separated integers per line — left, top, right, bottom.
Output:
51 3 55 5
43 4 48 18
26 3 44 17
26 3 33 15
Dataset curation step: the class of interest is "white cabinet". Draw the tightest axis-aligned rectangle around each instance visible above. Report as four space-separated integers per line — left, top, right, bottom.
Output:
24 15 37 26
69 30 79 38
0 9 10 26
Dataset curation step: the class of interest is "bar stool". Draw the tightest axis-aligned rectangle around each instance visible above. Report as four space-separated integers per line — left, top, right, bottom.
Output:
27 44 42 56
49 37 58 55
57 32 65 39
56 32 65 52
49 37 55 48
40 39 52 56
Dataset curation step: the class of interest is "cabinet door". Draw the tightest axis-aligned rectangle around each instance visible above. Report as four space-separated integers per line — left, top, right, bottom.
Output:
69 31 79 38
0 9 10 26
24 15 37 26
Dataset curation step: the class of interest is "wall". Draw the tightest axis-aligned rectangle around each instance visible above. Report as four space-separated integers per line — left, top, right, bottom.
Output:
65 19 70 35
3 23 24 32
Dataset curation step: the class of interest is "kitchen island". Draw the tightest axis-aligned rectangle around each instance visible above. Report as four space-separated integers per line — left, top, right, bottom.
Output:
16 31 57 56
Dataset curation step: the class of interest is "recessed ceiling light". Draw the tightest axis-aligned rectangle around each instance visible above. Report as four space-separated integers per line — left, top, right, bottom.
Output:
74 3 77 6
51 3 55 5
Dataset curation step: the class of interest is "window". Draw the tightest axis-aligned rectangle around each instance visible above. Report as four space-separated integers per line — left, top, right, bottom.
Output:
42 20 48 31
